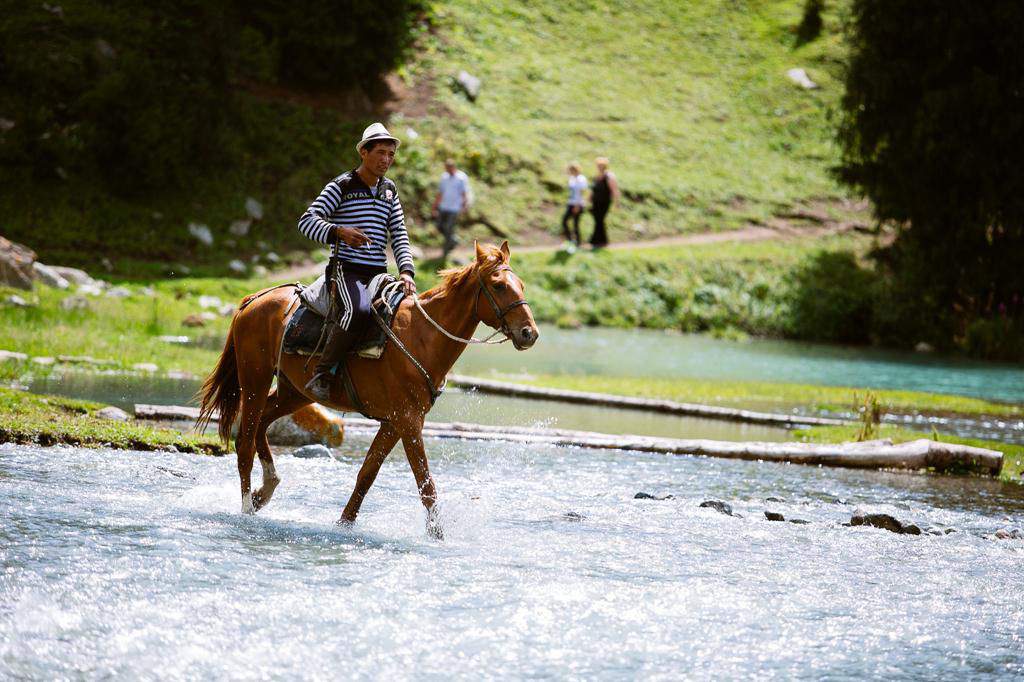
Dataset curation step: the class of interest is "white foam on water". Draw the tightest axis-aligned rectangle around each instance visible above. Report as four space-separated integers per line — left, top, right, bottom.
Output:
2 442 1023 678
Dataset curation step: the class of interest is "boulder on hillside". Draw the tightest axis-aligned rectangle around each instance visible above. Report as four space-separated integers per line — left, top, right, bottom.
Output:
0 237 37 290
50 266 96 287
454 70 481 101
245 197 263 221
188 222 214 246
786 67 818 89
32 262 70 289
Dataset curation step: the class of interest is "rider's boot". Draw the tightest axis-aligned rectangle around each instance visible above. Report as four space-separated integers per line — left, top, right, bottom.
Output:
305 324 358 402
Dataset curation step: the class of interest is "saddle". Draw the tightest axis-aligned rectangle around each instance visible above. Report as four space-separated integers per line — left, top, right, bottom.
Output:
282 274 406 360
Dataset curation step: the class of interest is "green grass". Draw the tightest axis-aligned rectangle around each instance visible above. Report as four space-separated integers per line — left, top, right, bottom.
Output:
415 0 854 239
422 232 875 334
0 387 223 454
508 373 1023 420
0 276 275 377
794 424 1024 483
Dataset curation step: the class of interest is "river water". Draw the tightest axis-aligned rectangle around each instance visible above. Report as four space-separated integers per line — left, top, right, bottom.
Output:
456 327 1024 404
2 438 1023 679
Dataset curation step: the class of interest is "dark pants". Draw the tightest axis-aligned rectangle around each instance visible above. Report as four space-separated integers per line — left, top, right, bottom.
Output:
562 204 582 245
331 263 385 336
590 201 610 248
436 210 459 258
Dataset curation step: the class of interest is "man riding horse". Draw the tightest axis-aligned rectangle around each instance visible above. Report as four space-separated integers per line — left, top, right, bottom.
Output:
297 122 418 401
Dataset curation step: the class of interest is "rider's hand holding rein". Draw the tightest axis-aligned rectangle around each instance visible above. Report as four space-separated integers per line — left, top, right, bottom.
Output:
334 225 372 248
400 271 416 296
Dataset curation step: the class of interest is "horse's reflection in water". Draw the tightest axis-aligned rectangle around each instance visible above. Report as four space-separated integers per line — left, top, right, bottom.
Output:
196 242 538 538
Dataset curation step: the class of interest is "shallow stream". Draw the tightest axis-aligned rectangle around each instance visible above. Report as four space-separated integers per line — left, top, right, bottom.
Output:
2 438 1022 678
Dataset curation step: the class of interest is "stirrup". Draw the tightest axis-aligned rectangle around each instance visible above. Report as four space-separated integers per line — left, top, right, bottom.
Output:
305 371 333 401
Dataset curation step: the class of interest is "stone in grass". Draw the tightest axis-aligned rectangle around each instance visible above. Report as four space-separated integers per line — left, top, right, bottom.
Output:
292 444 331 459
60 295 91 311
132 362 159 372
0 350 29 362
764 511 785 522
182 314 207 328
95 406 130 422
198 295 223 310
635 492 674 501
699 500 733 516
850 511 922 535
228 260 247 274
245 197 263 221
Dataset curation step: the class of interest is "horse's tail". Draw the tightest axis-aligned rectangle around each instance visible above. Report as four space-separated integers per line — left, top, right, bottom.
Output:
194 323 241 446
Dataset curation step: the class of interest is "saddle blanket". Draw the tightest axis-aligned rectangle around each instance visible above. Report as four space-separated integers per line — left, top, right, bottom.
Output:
283 275 405 360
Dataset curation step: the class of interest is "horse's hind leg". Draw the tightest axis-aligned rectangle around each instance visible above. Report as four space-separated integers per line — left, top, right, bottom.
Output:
251 379 310 512
236 366 276 514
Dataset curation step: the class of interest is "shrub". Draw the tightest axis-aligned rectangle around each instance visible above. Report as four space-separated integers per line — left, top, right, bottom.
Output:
786 250 876 343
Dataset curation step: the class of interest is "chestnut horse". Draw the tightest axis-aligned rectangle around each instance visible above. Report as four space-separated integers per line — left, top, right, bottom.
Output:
195 241 538 534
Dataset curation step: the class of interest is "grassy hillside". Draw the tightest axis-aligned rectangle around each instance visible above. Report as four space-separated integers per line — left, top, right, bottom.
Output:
2 0 854 273
409 0 853 240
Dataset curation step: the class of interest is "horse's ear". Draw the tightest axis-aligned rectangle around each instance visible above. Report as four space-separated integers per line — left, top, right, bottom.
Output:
500 240 510 261
474 240 486 263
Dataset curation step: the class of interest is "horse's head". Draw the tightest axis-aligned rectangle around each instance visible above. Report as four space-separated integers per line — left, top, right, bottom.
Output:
474 240 538 350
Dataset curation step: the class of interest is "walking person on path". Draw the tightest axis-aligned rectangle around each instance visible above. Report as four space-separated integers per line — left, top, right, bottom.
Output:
561 162 587 246
297 122 417 402
432 158 471 261
589 156 620 249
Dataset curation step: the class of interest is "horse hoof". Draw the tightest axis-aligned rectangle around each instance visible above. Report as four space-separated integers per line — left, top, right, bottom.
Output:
241 493 256 515
426 518 444 541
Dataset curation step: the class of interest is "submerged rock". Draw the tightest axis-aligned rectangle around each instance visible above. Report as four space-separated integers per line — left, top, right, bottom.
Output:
850 511 921 535
788 519 810 525
699 500 733 516
635 492 674 501
292 444 331 459
764 511 785 522
563 511 586 521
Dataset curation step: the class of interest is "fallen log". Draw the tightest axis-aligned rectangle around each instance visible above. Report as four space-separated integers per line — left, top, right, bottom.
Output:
447 374 849 428
136 405 1002 475
341 418 1002 476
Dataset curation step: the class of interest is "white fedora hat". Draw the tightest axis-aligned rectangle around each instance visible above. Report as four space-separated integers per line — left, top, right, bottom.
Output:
355 122 401 154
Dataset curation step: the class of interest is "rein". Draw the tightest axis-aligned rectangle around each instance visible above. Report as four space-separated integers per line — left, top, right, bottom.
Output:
371 264 529 404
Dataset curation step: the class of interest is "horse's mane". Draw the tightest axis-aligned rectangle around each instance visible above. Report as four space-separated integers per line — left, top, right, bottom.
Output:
423 244 508 299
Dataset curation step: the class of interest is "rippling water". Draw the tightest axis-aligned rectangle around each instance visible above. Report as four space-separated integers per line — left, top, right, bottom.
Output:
2 438 1023 679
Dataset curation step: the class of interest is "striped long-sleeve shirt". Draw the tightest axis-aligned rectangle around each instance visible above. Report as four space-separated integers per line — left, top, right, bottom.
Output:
297 170 415 275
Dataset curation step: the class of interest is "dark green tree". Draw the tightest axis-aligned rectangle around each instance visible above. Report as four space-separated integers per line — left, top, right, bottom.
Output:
0 1 425 194
836 1 1024 359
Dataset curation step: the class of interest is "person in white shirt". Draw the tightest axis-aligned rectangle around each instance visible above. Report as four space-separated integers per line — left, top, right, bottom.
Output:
431 159 471 260
562 161 587 246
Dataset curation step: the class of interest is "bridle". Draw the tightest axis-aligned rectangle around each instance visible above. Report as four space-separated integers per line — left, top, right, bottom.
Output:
410 264 529 345
473 265 530 342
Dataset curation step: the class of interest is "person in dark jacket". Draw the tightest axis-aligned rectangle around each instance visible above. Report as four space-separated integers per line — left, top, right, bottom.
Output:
589 156 621 249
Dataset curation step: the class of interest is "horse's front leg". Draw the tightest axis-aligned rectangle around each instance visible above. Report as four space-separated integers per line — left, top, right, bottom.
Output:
338 422 400 525
400 426 443 540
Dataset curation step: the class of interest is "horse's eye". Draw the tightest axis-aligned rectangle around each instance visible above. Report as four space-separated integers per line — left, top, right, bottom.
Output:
494 282 506 291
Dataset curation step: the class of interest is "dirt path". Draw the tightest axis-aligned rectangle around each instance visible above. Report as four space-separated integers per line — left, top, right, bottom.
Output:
275 223 857 281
